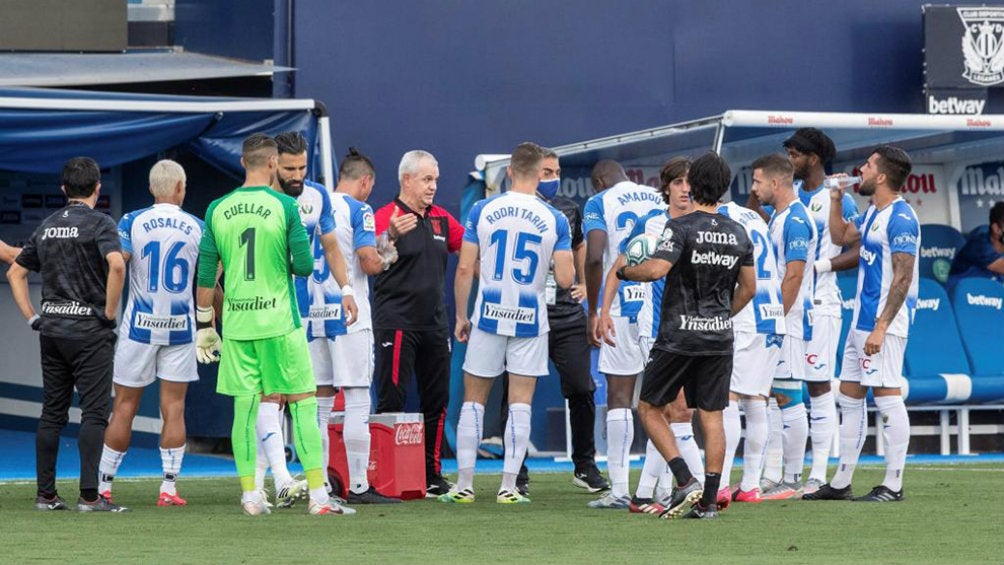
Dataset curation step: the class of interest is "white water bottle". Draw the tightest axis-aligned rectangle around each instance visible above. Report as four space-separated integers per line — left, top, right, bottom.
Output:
823 175 861 190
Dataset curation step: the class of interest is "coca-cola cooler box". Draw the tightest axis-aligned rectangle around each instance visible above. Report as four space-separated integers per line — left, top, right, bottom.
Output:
327 412 426 500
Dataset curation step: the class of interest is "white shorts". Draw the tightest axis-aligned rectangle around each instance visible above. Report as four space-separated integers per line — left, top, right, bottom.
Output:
113 338 198 388
309 330 374 388
462 328 549 378
804 314 841 382
775 335 806 381
839 329 907 389
731 331 782 397
598 316 645 375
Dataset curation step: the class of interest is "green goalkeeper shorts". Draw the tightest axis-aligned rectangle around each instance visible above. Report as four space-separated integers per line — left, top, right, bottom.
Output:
217 329 315 396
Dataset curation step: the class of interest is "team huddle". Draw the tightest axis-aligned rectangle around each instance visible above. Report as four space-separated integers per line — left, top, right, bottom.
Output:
7 127 920 519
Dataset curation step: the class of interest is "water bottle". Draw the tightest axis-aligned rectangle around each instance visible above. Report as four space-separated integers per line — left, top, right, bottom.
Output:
823 175 862 190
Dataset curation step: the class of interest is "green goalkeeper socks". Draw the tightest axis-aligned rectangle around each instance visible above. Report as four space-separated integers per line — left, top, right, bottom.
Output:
232 395 261 491
289 396 324 490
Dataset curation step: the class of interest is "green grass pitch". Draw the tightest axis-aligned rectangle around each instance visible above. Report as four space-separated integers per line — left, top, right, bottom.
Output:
1 464 1001 565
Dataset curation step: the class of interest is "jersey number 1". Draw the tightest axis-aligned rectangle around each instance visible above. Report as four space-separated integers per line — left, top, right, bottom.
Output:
240 227 256 281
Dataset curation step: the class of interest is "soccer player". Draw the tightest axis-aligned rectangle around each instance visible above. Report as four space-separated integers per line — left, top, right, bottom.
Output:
617 152 756 520
0 238 20 263
97 160 203 507
716 198 786 503
500 148 610 496
442 142 574 504
325 145 401 503
194 133 353 516
596 157 703 513
783 128 860 492
749 154 818 500
947 202 1004 291
7 157 127 512
266 132 367 505
583 159 665 508
806 146 918 502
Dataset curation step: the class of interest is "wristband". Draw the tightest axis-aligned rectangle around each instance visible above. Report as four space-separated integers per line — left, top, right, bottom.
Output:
814 258 833 274
27 314 40 328
616 266 628 281
196 306 214 330
341 285 355 297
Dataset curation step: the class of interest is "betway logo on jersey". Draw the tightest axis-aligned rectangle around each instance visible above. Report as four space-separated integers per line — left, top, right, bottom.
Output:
482 303 536 324
920 246 956 259
40 300 93 318
967 293 1003 310
308 304 342 320
916 298 940 311
40 226 79 240
678 315 732 332
860 248 878 266
691 249 739 269
759 304 785 320
134 313 188 331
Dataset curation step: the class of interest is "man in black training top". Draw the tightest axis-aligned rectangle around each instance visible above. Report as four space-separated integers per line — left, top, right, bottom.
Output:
616 152 755 520
7 157 127 512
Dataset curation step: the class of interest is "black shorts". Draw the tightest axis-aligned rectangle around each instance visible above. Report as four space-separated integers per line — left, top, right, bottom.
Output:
640 349 731 411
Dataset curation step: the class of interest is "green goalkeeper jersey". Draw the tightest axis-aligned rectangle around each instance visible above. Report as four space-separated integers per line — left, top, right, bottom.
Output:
197 185 313 340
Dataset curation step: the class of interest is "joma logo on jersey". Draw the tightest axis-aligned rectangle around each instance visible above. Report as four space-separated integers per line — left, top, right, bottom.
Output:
695 231 738 245
860 248 878 265
482 303 536 324
41 227 78 240
622 285 646 302
227 296 278 311
691 249 738 269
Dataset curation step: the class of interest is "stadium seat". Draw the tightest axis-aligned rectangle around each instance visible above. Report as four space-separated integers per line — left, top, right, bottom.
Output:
919 224 965 285
902 278 974 404
950 278 1004 403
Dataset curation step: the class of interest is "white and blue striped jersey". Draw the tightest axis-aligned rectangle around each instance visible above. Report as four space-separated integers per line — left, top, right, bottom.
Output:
464 191 572 337
330 191 377 334
118 203 204 345
718 202 786 336
293 180 340 340
620 209 668 339
768 199 818 340
583 180 664 319
852 197 920 339
799 181 859 317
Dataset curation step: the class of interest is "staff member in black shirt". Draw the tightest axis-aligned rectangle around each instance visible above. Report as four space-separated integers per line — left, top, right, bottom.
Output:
501 149 609 496
7 157 127 512
372 150 464 497
618 153 755 520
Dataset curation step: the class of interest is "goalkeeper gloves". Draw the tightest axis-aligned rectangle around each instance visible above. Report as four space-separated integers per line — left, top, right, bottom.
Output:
195 306 221 364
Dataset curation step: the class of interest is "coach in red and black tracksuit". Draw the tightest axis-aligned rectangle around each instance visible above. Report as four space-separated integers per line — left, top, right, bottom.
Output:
373 150 463 496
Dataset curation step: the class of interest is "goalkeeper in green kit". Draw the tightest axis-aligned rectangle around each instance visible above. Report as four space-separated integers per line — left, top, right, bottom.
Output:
194 133 354 516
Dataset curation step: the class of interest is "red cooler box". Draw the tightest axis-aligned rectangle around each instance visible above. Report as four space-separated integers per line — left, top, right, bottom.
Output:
327 412 426 500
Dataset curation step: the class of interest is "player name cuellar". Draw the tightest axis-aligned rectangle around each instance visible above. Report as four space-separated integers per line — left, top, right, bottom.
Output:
222 202 272 221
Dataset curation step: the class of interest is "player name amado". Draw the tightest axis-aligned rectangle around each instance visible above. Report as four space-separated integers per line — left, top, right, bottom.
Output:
678 315 733 332
483 206 549 234
222 202 272 221
227 296 278 312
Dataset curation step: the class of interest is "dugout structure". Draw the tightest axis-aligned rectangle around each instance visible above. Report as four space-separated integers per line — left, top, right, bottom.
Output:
464 110 1004 459
0 87 337 439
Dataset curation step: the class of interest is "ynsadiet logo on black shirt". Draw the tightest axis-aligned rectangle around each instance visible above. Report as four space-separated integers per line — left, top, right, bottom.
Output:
41 300 94 318
678 315 732 332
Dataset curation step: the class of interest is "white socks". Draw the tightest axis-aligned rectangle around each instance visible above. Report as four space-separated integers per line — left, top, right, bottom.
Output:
316 395 334 490
256 402 293 488
764 397 783 483
739 397 768 492
831 394 866 489
672 422 704 483
808 390 837 483
160 444 185 495
98 445 126 494
342 388 372 494
254 438 269 491
875 395 910 492
781 402 808 484
637 439 666 499
456 401 484 491
721 401 741 487
606 408 634 498
502 403 532 492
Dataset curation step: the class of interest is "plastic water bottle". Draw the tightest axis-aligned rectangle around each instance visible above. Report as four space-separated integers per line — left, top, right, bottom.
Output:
823 176 861 190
